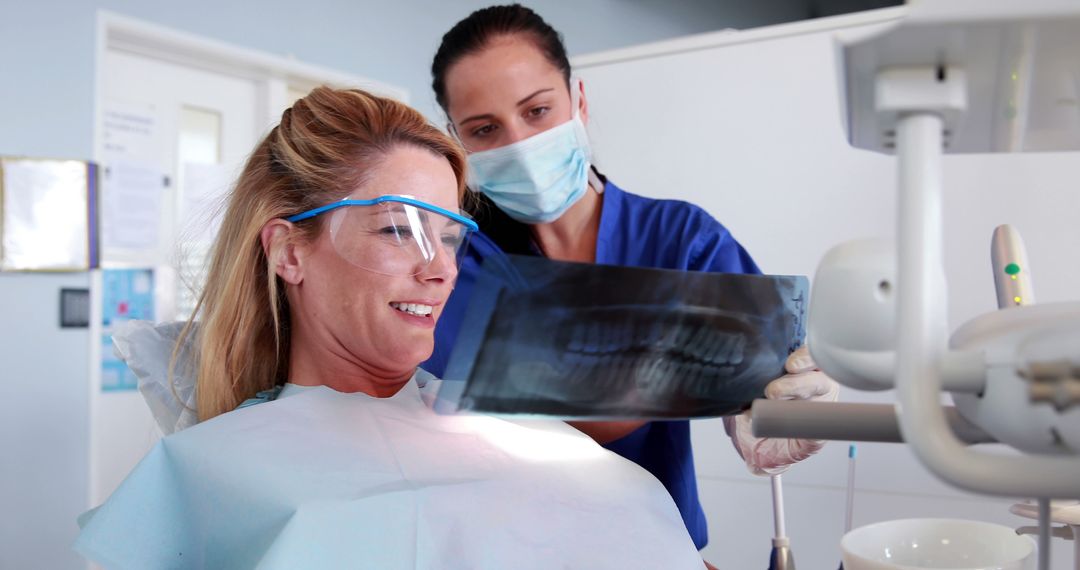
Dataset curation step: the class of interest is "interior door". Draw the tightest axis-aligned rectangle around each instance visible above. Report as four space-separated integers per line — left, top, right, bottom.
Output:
94 48 260 506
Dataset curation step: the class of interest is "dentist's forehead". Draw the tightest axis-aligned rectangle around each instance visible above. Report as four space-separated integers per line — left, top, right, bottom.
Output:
445 36 568 122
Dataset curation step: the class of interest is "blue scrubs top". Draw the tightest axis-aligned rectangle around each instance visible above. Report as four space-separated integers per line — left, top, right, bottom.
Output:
422 176 761 550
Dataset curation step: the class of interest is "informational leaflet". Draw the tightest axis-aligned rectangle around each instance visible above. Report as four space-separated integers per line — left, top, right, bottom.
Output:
101 268 155 392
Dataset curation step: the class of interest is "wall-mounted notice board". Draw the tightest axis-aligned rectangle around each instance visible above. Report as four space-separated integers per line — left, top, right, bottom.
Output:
0 156 99 271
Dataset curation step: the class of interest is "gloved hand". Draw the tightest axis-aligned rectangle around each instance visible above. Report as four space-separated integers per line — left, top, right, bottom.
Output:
724 346 840 476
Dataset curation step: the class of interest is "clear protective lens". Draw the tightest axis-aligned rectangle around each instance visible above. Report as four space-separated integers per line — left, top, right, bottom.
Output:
325 199 473 276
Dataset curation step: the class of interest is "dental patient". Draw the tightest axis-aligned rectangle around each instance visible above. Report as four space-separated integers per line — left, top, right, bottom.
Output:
75 86 707 569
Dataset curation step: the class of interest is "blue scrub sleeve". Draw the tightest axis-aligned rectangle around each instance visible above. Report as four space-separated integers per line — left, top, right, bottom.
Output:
690 229 762 276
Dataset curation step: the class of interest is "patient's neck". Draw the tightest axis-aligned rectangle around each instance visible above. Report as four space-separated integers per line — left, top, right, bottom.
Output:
286 329 413 398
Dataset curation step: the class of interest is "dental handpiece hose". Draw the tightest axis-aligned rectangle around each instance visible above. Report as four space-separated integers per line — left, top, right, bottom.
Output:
769 474 795 570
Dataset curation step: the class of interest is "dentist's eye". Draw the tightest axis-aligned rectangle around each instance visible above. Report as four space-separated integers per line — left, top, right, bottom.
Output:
471 124 497 138
527 106 550 120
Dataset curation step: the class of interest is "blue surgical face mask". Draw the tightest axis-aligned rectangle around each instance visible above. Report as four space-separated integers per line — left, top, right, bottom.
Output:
465 99 592 224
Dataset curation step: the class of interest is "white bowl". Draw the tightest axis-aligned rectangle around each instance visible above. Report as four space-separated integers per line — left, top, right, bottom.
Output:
841 518 1036 569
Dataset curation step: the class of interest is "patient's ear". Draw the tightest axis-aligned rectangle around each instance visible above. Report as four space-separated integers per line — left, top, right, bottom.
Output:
260 219 305 285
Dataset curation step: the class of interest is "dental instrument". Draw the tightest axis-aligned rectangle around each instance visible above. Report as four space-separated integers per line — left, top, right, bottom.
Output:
992 224 1034 309
769 473 795 570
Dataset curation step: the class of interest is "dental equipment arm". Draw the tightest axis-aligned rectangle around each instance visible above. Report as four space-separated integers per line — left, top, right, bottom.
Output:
811 0 1080 499
880 63 1080 499
750 400 995 444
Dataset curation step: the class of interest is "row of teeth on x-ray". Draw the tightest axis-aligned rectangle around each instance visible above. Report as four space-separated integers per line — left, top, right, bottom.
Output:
564 320 749 365
554 351 745 400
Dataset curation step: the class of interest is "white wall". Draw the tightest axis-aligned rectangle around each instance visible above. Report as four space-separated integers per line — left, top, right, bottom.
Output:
0 1 811 568
0 273 90 570
0 0 812 160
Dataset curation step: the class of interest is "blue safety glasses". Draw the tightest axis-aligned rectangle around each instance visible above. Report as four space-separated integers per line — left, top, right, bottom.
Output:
286 195 477 277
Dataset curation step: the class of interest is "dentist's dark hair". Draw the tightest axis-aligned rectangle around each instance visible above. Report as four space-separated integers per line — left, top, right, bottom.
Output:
431 4 571 111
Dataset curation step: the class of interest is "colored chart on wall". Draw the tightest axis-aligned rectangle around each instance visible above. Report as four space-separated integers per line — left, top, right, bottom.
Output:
101 268 155 391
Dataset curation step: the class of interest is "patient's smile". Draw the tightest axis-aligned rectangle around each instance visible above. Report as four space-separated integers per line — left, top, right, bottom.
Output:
390 301 434 317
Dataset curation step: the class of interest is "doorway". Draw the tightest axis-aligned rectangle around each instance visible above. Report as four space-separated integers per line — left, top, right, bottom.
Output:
90 11 407 508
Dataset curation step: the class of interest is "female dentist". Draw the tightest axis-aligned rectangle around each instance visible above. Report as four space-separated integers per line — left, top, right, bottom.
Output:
422 4 839 555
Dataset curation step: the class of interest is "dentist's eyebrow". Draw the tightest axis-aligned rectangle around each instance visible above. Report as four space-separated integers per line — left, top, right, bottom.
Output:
516 87 554 106
458 88 555 125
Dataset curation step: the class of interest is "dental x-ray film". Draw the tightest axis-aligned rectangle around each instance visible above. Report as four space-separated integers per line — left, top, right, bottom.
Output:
438 255 808 419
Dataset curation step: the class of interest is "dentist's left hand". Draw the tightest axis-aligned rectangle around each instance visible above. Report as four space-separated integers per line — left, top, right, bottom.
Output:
725 346 840 476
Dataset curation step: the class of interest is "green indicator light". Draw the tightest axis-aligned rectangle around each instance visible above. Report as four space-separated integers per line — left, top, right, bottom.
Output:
1005 263 1021 275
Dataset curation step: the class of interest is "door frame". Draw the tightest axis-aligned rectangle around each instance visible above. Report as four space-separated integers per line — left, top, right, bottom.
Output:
94 10 407 152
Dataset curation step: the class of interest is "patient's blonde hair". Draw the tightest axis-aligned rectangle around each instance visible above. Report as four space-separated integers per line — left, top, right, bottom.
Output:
176 86 467 421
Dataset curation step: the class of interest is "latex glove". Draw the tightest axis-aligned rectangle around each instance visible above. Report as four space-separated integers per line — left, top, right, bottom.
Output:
724 346 840 476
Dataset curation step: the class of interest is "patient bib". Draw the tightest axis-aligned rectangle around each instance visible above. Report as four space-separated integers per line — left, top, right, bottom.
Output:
75 373 703 569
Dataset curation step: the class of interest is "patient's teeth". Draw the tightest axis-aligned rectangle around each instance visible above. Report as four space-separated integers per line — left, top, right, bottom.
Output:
391 302 433 316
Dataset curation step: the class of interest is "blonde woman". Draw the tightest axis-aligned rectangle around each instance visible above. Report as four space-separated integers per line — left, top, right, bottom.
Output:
75 87 708 569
